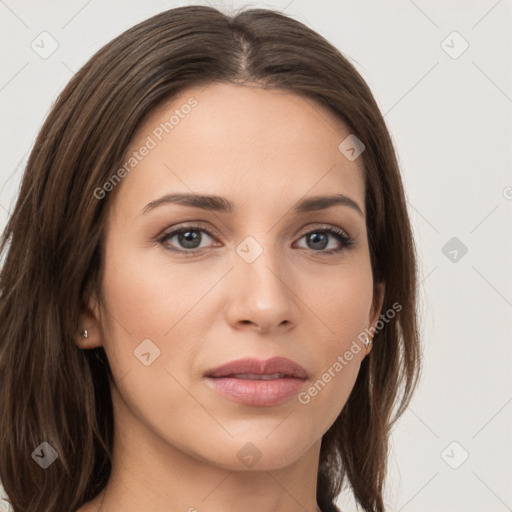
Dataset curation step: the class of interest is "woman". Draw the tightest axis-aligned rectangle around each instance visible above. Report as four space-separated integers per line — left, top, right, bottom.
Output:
0 5 421 512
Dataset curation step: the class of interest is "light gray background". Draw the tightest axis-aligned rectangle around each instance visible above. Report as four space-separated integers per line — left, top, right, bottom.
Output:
1 1 511 511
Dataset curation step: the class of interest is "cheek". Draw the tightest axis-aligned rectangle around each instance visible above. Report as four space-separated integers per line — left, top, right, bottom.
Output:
296 261 373 412
98 238 217 381
102 233 225 321
98 248 218 446
309 258 374 345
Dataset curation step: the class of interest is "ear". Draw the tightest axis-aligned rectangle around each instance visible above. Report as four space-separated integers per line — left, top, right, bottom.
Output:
75 287 103 350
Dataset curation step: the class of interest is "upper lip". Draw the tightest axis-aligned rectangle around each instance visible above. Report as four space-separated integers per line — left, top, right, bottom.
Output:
205 356 308 379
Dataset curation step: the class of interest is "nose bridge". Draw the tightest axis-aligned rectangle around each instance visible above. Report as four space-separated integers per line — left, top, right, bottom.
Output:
228 231 297 330
236 232 287 295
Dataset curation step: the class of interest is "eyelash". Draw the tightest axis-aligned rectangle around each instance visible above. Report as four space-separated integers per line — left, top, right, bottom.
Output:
157 222 355 256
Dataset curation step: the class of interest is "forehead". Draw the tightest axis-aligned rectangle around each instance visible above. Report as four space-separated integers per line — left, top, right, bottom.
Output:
111 82 366 217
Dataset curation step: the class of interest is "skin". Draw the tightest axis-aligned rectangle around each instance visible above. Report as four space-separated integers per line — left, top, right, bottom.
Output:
76 82 384 512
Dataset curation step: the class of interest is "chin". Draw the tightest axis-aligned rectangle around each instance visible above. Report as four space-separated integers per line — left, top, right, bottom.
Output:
194 431 314 472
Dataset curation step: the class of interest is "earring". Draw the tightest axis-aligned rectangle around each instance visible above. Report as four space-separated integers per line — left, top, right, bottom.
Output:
363 335 372 351
81 329 89 339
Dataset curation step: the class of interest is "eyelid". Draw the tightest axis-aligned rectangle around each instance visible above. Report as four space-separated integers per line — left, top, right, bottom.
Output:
295 222 351 238
293 224 354 252
156 221 219 248
156 221 354 254
157 221 351 239
156 220 217 238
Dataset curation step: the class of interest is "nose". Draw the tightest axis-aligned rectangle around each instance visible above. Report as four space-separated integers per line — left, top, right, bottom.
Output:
224 240 299 334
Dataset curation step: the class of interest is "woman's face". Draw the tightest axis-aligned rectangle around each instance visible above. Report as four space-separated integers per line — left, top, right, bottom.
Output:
86 82 383 471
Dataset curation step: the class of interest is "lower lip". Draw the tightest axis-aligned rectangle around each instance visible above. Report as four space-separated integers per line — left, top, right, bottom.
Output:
205 376 305 406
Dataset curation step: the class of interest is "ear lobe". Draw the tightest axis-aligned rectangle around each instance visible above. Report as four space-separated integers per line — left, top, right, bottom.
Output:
75 289 103 349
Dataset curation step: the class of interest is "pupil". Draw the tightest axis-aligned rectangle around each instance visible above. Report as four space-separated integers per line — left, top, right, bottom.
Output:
308 232 327 250
179 230 201 249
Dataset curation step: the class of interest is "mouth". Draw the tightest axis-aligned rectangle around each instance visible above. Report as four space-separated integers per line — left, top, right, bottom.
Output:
204 357 308 406
204 356 308 380
222 372 291 380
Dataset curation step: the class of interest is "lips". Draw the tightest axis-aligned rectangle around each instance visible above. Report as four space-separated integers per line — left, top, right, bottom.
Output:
205 356 308 380
204 356 308 406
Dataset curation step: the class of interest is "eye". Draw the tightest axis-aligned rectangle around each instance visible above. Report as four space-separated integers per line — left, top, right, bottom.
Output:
294 225 354 254
158 223 219 254
157 223 354 255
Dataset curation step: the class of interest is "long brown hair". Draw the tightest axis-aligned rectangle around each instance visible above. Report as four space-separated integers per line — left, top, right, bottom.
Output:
0 5 421 511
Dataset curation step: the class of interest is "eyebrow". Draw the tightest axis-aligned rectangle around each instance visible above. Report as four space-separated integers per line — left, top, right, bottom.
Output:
141 193 364 217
